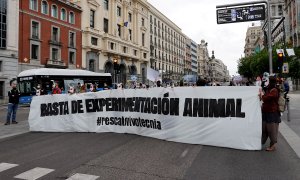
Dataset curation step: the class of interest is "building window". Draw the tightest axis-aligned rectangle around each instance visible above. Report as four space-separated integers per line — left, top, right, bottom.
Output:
31 21 39 39
52 27 59 42
128 13 132 22
69 12 75 24
91 37 98 46
41 1 48 14
142 33 145 46
52 48 59 60
30 0 38 11
51 5 58 18
104 0 109 10
123 46 126 53
110 42 114 50
278 5 283 16
104 18 108 33
0 61 2 72
0 81 3 99
129 29 132 40
117 24 121 37
69 32 75 47
0 0 6 49
271 5 275 17
117 6 121 16
89 60 95 72
90 10 95 28
134 50 137 56
61 8 66 21
69 51 75 64
142 18 144 26
143 53 147 59
31 44 39 59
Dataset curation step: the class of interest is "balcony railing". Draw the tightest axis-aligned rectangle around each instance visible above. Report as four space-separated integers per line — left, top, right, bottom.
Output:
48 40 63 46
31 34 39 40
46 58 67 68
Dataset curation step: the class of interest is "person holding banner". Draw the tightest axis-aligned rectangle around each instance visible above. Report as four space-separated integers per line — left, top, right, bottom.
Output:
260 76 281 151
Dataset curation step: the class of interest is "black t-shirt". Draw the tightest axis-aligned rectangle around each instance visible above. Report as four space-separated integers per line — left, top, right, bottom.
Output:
8 88 20 104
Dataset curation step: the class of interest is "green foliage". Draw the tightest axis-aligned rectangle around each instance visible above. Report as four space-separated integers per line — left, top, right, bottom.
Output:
238 45 300 79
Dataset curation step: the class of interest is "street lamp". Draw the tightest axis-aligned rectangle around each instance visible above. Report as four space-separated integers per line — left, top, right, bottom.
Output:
113 57 119 87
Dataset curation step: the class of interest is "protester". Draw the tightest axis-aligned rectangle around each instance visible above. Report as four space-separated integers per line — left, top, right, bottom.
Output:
68 85 75 95
156 80 161 87
283 78 289 98
103 83 110 90
260 76 281 151
76 83 81 93
196 77 206 86
80 84 86 93
52 82 62 94
5 79 21 125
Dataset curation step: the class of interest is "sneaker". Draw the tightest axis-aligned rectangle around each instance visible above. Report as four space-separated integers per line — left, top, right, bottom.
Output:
12 121 18 124
4 122 10 125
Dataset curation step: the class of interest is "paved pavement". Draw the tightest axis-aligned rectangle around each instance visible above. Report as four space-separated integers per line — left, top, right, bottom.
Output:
0 106 30 140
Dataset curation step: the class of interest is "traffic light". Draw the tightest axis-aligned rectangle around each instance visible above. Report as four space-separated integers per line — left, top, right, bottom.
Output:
277 52 284 73
278 52 283 61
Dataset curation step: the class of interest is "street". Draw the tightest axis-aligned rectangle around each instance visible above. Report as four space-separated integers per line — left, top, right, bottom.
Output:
0 91 300 180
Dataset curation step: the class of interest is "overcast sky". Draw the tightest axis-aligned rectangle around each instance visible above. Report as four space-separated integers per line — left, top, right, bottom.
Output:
147 0 260 76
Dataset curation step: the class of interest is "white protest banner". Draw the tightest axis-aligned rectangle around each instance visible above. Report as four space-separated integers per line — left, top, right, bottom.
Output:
29 87 262 150
147 68 159 82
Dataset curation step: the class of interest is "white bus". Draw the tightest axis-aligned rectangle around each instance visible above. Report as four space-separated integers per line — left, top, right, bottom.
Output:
17 68 112 104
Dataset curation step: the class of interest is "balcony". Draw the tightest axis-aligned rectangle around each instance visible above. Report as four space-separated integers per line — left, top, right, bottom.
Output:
85 27 100 34
30 34 40 41
45 58 67 68
48 40 63 46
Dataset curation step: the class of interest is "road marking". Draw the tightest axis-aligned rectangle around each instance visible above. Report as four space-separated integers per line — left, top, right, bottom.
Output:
0 163 18 172
180 148 189 158
14 167 54 180
279 121 300 158
66 173 99 180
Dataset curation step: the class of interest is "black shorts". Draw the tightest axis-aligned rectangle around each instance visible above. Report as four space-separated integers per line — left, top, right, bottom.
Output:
262 112 281 123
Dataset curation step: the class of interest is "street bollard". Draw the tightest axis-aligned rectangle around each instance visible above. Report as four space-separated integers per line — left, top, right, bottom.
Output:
286 96 290 122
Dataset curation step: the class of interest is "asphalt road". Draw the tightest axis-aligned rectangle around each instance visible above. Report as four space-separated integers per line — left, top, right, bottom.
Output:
0 103 300 180
0 131 300 179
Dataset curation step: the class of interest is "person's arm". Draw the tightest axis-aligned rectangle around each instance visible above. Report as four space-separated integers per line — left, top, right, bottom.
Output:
262 89 278 102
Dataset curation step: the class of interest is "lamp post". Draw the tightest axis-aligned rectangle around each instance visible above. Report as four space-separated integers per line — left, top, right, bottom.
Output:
113 57 119 87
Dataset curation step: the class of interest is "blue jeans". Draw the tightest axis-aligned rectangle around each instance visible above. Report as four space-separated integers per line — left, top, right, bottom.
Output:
6 103 18 123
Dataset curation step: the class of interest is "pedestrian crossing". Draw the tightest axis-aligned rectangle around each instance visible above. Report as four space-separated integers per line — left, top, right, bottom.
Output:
0 162 100 180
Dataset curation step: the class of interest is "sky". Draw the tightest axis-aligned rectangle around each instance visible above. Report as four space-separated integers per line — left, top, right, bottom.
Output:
147 0 259 76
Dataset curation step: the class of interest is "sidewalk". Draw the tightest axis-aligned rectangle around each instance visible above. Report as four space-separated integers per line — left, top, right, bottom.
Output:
279 90 300 158
0 120 29 140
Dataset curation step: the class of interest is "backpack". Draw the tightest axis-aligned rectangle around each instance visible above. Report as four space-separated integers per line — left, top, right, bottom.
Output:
278 90 285 112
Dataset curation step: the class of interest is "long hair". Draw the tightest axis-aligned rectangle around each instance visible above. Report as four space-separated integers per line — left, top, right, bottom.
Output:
268 76 277 89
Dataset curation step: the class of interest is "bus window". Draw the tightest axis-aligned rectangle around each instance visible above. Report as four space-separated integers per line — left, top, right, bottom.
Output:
19 81 35 94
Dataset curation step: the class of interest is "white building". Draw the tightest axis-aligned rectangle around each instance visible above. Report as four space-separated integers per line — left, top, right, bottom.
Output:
73 0 150 85
244 24 262 57
210 52 230 82
197 39 210 78
190 39 198 75
0 0 19 103
148 3 185 83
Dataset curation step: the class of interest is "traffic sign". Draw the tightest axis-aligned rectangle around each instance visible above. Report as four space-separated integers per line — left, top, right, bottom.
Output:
217 5 265 24
283 63 289 74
